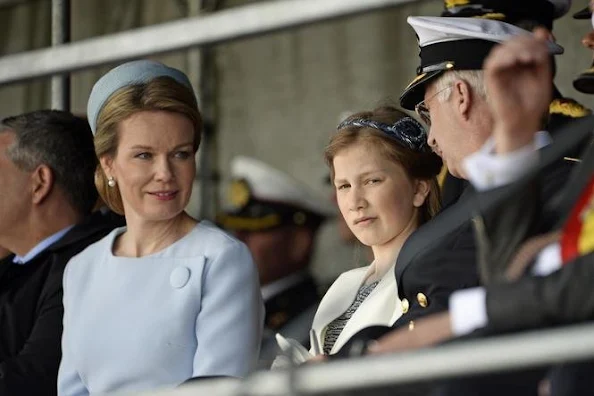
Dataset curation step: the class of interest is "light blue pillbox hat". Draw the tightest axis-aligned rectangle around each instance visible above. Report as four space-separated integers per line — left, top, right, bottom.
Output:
87 59 196 134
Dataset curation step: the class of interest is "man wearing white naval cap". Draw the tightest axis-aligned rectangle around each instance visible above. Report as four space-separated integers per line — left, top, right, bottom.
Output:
360 14 594 395
217 156 335 368
437 0 591 207
336 16 578 357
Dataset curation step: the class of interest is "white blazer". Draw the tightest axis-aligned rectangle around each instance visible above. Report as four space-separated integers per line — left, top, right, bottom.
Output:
310 263 402 354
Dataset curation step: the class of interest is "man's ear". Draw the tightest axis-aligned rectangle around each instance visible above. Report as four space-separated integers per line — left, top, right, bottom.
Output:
455 80 473 121
413 179 430 208
30 164 54 205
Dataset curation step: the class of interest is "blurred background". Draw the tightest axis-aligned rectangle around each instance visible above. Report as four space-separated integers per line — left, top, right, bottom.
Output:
0 0 591 285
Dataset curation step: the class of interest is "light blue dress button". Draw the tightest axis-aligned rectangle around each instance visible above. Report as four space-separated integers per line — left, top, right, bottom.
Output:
170 267 191 288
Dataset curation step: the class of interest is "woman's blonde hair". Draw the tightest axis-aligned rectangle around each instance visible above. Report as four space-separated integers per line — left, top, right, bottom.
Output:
94 76 202 215
324 106 442 225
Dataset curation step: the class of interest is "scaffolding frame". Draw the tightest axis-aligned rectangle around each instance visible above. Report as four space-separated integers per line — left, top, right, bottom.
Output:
0 0 420 219
0 0 417 85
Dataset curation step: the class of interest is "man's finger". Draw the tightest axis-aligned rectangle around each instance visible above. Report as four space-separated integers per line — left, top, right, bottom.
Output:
367 330 409 354
533 27 550 41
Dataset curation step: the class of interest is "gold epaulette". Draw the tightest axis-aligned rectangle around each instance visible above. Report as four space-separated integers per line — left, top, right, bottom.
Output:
549 98 592 119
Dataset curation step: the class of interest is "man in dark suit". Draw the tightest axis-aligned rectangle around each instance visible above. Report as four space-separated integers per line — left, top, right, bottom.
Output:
217 155 335 368
0 110 117 395
396 16 569 328
361 19 594 396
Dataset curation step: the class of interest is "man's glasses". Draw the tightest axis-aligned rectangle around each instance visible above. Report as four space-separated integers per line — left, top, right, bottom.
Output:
414 85 453 127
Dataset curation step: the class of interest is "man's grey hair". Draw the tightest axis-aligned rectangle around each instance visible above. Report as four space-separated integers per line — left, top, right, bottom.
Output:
433 70 488 103
0 110 98 215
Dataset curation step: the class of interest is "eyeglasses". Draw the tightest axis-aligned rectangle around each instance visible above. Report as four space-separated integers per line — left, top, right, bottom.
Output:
414 85 453 127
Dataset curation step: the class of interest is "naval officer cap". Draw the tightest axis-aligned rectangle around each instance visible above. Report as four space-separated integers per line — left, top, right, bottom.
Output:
573 3 592 19
441 0 572 30
87 60 196 134
399 16 564 110
572 3 594 93
217 156 336 232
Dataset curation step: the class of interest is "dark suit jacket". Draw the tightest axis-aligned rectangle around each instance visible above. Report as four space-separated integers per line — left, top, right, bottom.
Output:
479 135 594 334
0 211 116 395
259 275 320 368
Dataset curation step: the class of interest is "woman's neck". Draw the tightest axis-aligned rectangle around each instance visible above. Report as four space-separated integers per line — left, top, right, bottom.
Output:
368 220 418 283
115 212 197 257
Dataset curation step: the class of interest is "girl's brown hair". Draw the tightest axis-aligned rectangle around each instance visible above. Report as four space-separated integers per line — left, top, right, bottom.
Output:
94 76 202 215
324 106 442 225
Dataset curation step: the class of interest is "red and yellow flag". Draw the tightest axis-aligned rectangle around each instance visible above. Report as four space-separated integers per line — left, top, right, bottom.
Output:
561 176 594 263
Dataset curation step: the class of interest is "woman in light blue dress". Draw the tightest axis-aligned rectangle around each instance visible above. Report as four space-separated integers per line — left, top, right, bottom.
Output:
58 60 264 395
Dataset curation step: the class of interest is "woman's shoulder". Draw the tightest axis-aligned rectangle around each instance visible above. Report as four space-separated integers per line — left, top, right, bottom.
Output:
179 220 249 257
73 227 121 257
64 227 123 276
192 220 244 247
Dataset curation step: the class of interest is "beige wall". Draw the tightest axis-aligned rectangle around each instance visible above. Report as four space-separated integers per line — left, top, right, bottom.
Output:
0 0 592 281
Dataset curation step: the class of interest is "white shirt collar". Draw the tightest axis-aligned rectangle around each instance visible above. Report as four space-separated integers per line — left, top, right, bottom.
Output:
479 131 552 154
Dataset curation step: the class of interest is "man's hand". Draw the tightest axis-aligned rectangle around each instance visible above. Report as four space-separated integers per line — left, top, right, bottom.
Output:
367 312 453 354
307 354 327 364
484 28 553 154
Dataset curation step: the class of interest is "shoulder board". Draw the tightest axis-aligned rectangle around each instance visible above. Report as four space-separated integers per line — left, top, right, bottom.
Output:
550 98 592 119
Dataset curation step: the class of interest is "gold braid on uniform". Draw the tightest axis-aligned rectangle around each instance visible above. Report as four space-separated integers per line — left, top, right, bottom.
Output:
438 165 449 188
549 98 591 119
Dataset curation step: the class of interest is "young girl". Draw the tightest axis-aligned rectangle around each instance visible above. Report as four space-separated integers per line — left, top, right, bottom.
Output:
307 106 442 356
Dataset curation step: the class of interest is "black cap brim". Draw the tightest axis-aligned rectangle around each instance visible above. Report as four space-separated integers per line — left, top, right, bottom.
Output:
399 70 445 111
573 67 594 94
573 6 592 19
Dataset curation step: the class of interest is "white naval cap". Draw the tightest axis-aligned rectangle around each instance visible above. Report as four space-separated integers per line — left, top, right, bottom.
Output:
399 16 564 110
217 156 335 231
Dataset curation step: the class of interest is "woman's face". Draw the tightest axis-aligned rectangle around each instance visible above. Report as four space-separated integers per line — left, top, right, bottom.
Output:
332 143 428 248
101 110 196 223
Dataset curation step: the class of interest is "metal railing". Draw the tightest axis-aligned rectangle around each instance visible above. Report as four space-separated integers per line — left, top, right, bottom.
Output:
50 0 70 110
0 0 419 86
124 322 594 396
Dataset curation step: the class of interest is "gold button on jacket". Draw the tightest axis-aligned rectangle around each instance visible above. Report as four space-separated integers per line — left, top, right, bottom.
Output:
417 293 428 308
401 298 409 313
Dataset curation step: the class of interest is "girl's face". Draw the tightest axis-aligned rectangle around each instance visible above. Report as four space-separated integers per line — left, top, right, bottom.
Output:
333 143 428 248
